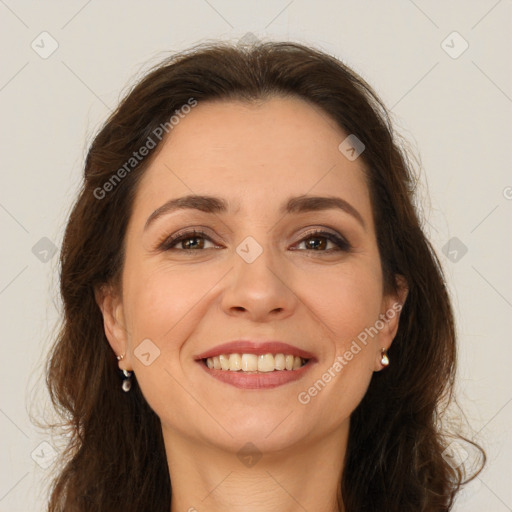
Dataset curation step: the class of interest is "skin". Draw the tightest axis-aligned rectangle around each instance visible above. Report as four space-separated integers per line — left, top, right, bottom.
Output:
97 96 407 512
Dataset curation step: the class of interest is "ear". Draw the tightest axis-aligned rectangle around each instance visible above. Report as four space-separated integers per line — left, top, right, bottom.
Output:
94 283 132 371
373 274 408 371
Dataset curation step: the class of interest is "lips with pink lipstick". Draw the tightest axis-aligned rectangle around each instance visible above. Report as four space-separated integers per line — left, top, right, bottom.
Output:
194 340 316 389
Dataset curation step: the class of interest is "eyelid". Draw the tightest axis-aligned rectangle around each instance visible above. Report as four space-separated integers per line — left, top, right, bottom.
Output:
296 226 344 240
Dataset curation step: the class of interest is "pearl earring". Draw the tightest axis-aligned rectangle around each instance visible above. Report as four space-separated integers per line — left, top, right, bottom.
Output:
116 353 132 392
380 348 390 367
121 369 133 392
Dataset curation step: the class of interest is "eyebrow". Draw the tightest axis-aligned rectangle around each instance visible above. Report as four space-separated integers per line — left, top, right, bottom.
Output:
144 194 366 231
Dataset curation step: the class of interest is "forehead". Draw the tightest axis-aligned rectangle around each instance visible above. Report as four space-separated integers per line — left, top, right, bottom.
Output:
132 96 372 225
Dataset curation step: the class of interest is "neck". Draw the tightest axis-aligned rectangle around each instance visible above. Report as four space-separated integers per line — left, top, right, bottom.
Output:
164 423 348 512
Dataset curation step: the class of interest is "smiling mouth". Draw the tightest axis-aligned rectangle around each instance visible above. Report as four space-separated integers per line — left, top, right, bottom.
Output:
203 353 309 372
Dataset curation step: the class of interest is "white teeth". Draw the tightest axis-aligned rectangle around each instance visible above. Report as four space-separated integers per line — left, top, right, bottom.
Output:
205 353 308 372
229 353 242 371
241 353 258 371
275 353 285 370
258 354 275 372
219 354 230 370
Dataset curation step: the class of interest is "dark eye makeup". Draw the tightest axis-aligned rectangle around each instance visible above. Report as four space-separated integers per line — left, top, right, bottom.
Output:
155 227 352 254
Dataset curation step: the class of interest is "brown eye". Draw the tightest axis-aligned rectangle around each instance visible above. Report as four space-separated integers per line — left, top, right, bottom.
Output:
293 230 351 252
159 230 217 251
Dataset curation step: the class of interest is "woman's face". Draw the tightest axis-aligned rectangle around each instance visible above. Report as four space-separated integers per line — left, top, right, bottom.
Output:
100 96 403 455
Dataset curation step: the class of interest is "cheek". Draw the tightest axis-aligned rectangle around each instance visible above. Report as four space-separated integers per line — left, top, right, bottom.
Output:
302 259 383 340
294 262 383 421
120 263 217 426
122 261 215 348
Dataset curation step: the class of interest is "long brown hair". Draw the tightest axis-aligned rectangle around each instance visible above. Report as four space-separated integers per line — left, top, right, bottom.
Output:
44 40 484 511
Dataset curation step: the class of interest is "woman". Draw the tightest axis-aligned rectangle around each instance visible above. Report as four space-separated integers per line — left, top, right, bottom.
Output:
45 40 484 511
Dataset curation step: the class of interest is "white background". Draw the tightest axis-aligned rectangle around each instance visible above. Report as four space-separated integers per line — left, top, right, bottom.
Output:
1 1 511 510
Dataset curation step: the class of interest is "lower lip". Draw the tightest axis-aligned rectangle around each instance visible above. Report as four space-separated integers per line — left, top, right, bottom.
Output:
197 360 314 389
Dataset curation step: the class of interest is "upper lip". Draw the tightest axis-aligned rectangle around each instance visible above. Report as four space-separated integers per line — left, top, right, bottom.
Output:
194 340 315 361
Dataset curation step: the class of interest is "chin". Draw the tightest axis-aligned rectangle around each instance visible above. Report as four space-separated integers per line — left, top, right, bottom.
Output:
204 412 307 453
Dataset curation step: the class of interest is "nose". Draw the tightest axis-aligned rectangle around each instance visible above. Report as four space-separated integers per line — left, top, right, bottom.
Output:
220 239 297 323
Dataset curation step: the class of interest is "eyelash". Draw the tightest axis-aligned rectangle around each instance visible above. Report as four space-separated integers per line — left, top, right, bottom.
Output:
157 228 351 254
